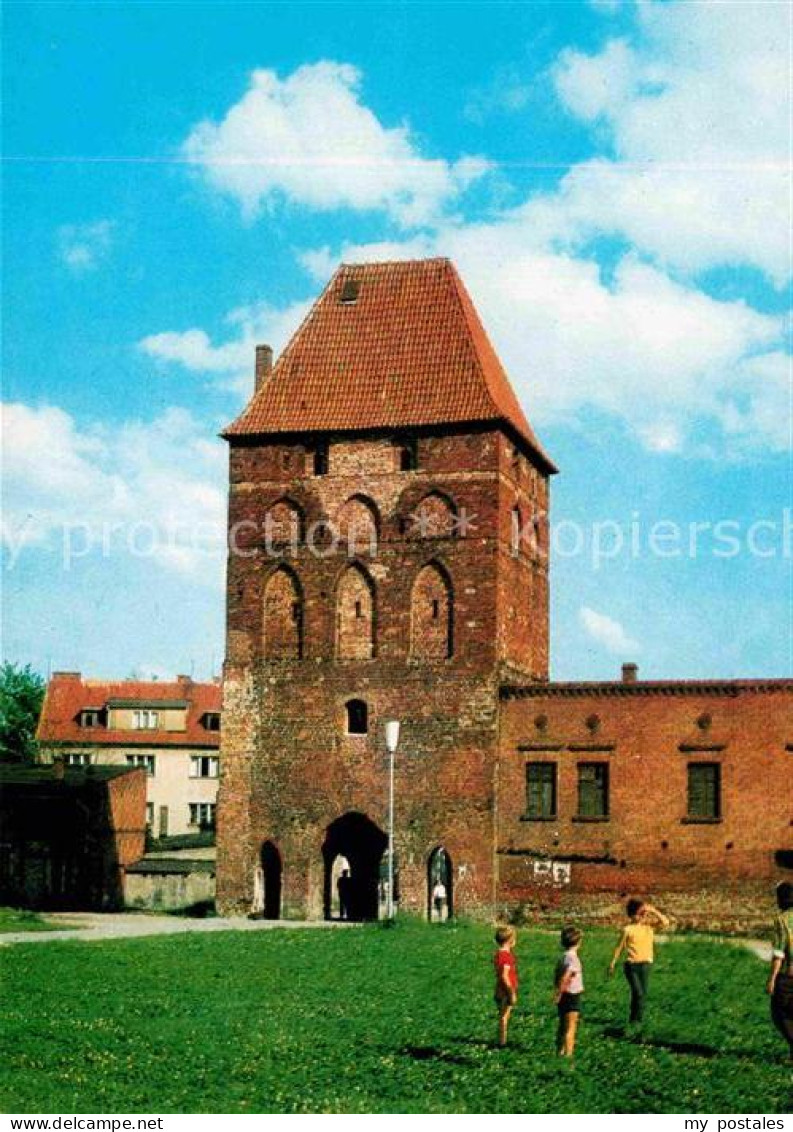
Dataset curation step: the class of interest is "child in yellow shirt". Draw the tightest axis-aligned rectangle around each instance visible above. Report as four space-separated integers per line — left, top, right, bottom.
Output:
609 898 670 1028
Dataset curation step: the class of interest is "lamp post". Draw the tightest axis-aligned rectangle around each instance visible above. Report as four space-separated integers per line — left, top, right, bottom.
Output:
384 720 401 921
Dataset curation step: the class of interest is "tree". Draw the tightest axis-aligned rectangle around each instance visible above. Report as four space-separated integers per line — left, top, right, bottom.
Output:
0 663 46 763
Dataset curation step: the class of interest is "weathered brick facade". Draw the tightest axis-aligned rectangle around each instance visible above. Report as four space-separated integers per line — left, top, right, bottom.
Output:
216 258 792 921
218 426 551 918
497 679 792 916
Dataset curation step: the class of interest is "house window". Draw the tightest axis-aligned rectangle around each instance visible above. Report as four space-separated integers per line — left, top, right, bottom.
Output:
577 763 609 819
526 763 557 819
126 754 156 776
132 710 159 730
313 441 329 476
345 699 368 736
687 763 721 821
189 802 216 830
399 438 418 471
203 713 220 732
79 710 101 728
190 755 220 779
145 803 154 830
64 752 92 767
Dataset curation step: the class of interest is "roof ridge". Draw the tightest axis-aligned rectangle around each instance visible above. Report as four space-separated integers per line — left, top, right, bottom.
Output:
338 257 451 270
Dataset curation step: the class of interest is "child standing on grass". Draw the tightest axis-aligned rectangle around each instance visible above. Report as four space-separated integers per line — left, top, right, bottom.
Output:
554 926 584 1056
609 898 670 1029
493 925 518 1047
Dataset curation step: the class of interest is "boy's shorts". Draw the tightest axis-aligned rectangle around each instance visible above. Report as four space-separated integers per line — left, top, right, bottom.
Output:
495 989 516 1008
557 992 582 1016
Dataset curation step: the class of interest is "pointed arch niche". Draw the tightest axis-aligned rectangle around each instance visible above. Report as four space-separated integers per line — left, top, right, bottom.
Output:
265 498 304 547
335 495 379 555
411 562 453 660
263 567 303 660
412 491 457 538
336 564 376 660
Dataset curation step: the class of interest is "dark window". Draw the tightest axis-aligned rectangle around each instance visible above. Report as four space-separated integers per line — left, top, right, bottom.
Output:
345 699 368 735
526 763 556 818
203 712 220 732
399 438 418 471
577 763 609 818
313 442 329 476
79 710 101 728
687 763 721 820
340 279 360 304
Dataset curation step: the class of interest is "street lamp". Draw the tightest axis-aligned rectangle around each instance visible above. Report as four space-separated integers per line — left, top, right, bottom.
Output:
384 720 401 920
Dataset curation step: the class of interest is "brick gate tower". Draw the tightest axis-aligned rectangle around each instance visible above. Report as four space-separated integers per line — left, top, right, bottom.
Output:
216 259 556 919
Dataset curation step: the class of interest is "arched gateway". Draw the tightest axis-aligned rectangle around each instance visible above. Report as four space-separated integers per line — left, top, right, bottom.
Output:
322 812 387 921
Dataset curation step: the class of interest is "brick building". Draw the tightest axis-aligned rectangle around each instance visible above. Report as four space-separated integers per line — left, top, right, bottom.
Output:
216 257 792 921
0 761 146 910
37 673 222 838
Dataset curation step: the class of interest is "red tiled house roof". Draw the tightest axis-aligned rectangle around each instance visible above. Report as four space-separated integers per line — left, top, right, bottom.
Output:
224 258 557 473
36 673 221 749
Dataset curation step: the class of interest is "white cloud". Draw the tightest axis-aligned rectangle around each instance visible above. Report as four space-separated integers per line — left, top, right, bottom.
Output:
139 298 310 392
57 220 115 273
182 62 489 227
464 65 533 124
1 402 226 582
579 606 639 655
146 5 790 459
548 2 791 283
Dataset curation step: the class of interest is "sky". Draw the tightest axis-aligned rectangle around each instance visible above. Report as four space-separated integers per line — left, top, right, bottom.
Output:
2 0 791 683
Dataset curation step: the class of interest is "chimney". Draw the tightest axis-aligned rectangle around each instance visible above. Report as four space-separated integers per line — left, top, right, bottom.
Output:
621 663 638 684
177 674 191 684
255 344 273 391
51 756 66 780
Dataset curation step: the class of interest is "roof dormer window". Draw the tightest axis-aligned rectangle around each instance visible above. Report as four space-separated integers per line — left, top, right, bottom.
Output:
340 279 360 305
132 709 159 730
79 710 102 728
203 712 221 732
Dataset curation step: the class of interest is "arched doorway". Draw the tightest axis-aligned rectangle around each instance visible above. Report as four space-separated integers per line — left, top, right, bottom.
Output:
260 840 282 920
323 813 387 921
427 846 453 921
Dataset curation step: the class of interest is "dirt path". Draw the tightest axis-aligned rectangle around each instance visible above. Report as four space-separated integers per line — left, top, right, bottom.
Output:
0 912 357 946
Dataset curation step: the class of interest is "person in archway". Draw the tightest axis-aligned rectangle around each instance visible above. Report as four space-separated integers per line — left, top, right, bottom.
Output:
767 881 793 1062
431 878 448 922
337 868 353 921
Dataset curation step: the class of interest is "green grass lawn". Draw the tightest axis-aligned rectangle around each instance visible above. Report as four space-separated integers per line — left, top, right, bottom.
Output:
1 921 789 1113
0 908 69 934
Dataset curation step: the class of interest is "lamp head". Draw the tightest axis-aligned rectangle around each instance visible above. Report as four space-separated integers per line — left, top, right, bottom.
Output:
385 720 401 753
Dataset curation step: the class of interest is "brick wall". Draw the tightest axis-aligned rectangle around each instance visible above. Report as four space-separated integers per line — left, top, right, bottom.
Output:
497 683 793 906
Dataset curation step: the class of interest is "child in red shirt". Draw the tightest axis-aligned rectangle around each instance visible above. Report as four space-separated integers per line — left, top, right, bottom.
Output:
493 925 518 1047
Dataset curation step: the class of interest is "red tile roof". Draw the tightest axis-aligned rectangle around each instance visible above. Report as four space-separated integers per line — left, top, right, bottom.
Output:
224 258 557 473
36 673 221 749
